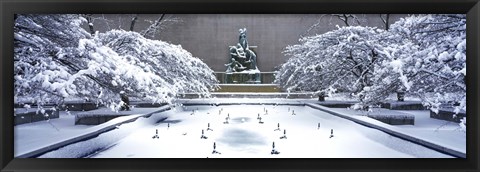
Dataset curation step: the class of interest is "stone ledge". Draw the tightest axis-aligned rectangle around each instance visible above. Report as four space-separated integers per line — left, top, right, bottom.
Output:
179 92 315 99
215 84 280 92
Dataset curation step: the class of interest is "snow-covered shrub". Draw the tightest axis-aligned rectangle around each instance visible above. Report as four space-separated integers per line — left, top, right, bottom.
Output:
14 14 218 109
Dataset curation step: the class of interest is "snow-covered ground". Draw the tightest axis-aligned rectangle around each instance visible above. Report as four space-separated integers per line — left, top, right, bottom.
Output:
14 97 465 158
396 110 465 151
35 104 454 158
331 108 466 153
14 111 90 156
14 107 164 157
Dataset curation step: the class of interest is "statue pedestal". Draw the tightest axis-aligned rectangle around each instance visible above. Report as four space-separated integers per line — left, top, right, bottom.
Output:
224 71 261 84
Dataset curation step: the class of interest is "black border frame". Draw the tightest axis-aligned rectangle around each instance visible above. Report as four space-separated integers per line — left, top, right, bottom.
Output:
1 0 479 172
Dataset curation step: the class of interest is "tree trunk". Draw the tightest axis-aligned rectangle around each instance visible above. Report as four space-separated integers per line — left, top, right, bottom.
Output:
130 14 138 31
381 14 390 30
318 95 325 101
318 92 326 101
396 91 405 101
84 14 95 35
120 92 130 111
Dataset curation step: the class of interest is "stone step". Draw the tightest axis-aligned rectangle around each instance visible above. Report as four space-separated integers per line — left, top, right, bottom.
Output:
179 92 315 99
214 84 280 92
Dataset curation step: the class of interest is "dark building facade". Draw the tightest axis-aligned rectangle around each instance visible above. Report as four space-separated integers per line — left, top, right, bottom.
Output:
86 14 404 72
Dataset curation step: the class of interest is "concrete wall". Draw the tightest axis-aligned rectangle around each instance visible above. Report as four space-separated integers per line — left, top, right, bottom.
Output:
160 14 333 72
88 14 404 72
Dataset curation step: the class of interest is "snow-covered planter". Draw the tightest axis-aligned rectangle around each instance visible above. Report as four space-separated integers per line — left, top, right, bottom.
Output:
60 102 99 111
366 113 415 125
348 108 415 125
130 102 166 108
429 107 466 123
380 101 428 110
74 115 122 125
317 101 358 108
14 107 59 125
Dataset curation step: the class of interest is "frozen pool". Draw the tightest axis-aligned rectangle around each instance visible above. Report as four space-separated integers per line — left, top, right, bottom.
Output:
40 105 453 158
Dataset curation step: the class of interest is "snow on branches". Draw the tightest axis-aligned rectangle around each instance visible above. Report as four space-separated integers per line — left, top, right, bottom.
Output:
389 14 466 113
14 14 218 110
97 30 218 97
277 26 396 108
276 14 466 113
14 14 91 106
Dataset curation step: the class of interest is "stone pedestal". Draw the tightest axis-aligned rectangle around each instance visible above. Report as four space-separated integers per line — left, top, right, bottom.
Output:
224 72 261 84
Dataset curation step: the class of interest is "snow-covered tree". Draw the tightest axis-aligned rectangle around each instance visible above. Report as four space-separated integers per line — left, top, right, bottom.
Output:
96 30 218 96
360 32 420 106
14 14 217 111
277 26 394 107
331 14 363 27
302 14 367 37
14 14 91 106
383 14 467 131
389 14 466 113
276 14 466 115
